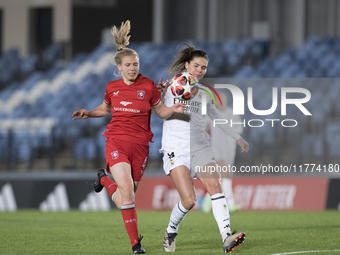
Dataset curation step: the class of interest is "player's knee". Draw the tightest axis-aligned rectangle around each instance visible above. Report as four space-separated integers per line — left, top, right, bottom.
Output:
183 196 197 210
206 180 222 195
119 186 135 204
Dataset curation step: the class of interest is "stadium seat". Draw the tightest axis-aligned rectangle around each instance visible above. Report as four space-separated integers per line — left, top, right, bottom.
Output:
2 36 340 169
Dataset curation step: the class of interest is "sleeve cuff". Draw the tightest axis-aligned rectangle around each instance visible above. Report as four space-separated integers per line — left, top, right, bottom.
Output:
153 98 161 106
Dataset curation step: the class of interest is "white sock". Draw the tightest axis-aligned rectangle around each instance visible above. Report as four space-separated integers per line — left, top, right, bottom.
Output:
166 201 189 234
211 193 231 241
222 178 235 208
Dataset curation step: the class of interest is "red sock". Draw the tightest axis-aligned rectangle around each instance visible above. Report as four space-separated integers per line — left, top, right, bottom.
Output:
121 204 139 247
100 176 117 200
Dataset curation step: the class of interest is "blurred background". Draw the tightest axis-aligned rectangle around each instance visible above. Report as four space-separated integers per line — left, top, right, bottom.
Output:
0 0 339 174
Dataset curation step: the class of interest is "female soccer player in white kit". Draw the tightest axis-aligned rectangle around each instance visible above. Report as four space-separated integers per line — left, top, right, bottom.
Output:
159 44 249 253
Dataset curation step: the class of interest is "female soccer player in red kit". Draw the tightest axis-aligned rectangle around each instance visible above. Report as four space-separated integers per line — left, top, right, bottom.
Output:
72 21 185 254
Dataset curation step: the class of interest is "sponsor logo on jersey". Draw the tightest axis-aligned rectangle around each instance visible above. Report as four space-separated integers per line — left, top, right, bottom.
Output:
173 98 201 113
111 151 119 160
137 90 145 99
120 101 133 106
113 107 140 113
113 91 119 96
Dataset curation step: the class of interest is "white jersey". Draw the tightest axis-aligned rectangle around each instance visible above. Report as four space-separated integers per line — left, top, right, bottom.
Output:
160 84 241 156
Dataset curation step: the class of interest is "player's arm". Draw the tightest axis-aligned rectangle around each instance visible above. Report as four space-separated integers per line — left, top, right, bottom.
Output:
153 101 186 119
234 115 244 134
157 78 170 102
72 101 111 120
151 79 170 115
207 102 249 154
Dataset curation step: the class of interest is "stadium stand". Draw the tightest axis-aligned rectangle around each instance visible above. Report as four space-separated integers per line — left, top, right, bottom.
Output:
0 44 63 90
0 36 339 171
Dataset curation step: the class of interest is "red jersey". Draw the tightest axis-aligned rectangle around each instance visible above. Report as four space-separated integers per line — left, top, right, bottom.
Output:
103 74 161 145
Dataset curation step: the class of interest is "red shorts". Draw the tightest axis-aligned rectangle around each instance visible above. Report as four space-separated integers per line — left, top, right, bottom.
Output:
105 137 149 182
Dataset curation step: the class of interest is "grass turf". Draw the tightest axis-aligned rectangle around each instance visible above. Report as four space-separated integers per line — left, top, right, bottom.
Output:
0 210 339 254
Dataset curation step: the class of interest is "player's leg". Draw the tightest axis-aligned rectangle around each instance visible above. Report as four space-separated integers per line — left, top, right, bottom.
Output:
110 162 144 254
94 166 118 200
198 162 245 253
99 179 141 208
218 159 239 213
194 148 231 239
107 143 148 209
117 142 148 254
197 163 231 240
97 138 145 254
94 167 126 210
94 138 124 204
168 164 196 227
163 162 195 252
219 159 234 207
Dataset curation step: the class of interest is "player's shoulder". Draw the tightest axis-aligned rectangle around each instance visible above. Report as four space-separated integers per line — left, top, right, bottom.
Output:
198 82 213 93
195 83 214 101
138 74 155 87
106 79 122 88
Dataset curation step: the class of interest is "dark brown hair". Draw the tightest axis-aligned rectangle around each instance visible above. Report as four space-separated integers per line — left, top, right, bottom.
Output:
168 43 208 76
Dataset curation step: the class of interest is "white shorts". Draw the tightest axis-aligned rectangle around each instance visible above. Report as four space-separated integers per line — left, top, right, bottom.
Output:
162 147 216 178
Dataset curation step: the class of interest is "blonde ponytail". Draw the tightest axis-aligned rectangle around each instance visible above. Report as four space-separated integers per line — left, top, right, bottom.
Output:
111 20 131 51
111 20 138 66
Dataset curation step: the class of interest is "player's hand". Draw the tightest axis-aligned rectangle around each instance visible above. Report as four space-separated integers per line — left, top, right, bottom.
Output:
171 103 186 113
237 138 249 154
72 109 89 120
157 78 170 97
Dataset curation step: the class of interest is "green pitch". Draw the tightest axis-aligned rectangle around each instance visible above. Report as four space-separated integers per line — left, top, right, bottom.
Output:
0 210 339 254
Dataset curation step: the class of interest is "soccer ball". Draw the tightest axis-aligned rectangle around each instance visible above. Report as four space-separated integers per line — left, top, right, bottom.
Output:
170 72 198 100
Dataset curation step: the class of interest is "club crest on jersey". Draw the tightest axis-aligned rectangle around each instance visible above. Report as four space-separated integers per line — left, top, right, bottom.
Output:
111 151 119 160
137 90 145 99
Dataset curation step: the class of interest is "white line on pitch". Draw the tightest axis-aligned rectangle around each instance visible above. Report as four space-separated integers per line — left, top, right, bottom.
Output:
270 250 340 255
